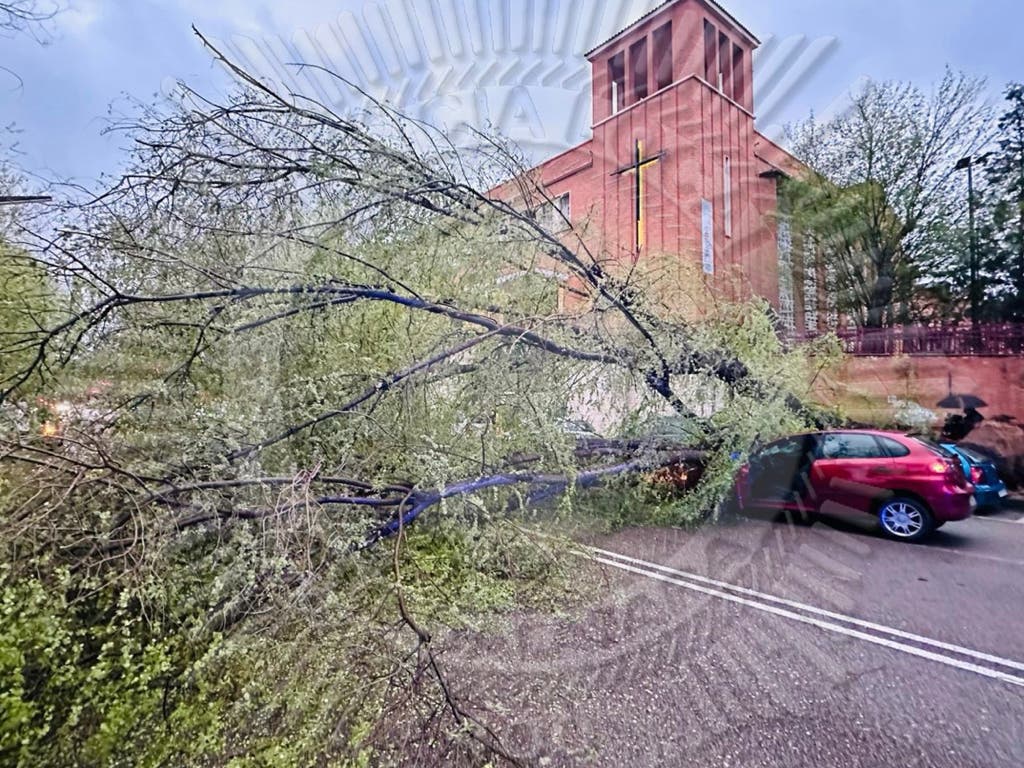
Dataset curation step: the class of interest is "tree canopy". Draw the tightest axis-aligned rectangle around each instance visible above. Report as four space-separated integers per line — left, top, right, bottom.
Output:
979 83 1024 319
786 70 991 327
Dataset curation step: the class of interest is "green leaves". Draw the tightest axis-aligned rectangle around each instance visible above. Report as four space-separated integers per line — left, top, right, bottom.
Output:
786 70 992 326
0 571 226 768
0 248 58 395
0 47 847 765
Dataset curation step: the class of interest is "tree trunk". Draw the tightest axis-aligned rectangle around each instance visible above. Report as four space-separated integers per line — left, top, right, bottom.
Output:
865 270 894 328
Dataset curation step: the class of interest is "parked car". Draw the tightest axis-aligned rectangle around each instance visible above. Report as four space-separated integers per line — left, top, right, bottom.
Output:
941 443 1008 510
732 430 976 542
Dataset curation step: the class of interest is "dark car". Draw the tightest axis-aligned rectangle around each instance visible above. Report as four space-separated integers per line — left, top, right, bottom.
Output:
732 430 975 542
942 443 1008 510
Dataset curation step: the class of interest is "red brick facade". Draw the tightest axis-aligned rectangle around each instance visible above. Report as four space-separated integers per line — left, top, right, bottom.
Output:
494 0 810 328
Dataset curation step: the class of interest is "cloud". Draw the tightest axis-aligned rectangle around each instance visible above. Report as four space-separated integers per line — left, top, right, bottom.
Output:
56 0 102 36
164 0 336 36
151 0 662 162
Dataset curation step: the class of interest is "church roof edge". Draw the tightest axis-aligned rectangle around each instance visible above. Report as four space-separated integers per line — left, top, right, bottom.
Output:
585 0 760 60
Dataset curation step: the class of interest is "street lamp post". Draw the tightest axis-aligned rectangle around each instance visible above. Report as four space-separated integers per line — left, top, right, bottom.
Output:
0 195 52 206
955 154 991 344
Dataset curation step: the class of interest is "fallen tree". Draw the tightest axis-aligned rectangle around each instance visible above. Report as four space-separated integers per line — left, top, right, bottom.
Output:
0 32 841 767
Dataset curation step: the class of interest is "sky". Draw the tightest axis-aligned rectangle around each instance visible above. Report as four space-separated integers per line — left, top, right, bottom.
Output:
2 0 1022 191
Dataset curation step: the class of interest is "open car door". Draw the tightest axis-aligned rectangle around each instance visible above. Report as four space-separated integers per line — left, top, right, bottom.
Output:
747 435 820 511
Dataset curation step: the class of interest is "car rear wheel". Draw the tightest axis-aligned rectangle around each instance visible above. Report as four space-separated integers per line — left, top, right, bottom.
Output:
878 497 935 542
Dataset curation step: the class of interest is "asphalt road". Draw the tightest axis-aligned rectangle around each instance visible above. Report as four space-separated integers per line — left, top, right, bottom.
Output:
452 503 1024 767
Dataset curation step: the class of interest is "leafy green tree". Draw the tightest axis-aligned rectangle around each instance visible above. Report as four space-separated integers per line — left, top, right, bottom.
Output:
2 141 57 394
786 70 992 327
0 246 56 394
981 83 1024 320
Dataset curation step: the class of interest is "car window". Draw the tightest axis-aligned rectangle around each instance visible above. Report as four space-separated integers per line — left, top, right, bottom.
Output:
956 446 989 463
817 433 887 460
752 436 817 466
877 436 910 458
913 437 958 460
755 437 800 460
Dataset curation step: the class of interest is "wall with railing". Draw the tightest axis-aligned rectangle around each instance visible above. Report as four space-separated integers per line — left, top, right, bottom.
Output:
796 324 1024 357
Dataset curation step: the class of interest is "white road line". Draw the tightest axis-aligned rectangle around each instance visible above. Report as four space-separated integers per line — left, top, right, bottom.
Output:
594 556 1024 688
968 515 1024 526
587 545 1024 675
927 547 1024 567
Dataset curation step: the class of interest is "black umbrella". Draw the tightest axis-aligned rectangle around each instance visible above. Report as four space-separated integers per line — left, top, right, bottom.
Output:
936 393 987 410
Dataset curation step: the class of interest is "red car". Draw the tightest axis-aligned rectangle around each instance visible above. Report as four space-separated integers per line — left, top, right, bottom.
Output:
733 430 975 542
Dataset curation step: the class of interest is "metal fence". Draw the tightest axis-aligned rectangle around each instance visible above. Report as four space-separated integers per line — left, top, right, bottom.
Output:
796 324 1024 357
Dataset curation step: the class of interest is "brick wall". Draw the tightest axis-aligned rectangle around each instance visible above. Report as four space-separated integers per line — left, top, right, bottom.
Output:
816 356 1024 426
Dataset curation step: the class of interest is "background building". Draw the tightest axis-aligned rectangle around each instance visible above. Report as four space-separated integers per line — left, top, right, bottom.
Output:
494 0 826 336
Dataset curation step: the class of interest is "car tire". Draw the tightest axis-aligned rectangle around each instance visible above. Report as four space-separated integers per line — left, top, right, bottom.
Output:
877 497 935 542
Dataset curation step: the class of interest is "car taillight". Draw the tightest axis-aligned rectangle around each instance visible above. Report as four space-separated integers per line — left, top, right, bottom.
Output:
930 459 967 487
970 466 983 484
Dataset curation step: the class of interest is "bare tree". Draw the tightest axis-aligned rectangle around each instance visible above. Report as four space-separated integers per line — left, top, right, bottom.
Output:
0 1 55 33
1 0 61 94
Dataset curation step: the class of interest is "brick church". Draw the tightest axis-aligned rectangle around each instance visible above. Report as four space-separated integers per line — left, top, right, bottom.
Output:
494 0 829 336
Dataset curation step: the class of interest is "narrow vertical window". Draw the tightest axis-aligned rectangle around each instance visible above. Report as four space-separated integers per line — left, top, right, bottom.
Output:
703 21 717 84
723 156 732 237
701 199 714 274
778 215 795 335
556 192 570 221
718 32 731 93
535 193 571 232
804 232 819 331
609 52 626 114
732 44 745 105
629 38 649 103
825 261 838 329
653 22 673 91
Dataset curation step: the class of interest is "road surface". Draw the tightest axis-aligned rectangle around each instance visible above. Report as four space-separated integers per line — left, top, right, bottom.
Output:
453 504 1024 766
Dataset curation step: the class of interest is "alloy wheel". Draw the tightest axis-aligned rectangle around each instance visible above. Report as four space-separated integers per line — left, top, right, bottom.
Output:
880 501 926 538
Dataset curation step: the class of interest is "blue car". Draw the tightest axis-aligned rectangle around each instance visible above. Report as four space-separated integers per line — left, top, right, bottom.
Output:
941 443 1008 510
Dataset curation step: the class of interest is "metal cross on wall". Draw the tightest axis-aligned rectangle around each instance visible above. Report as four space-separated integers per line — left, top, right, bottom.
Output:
613 139 663 255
